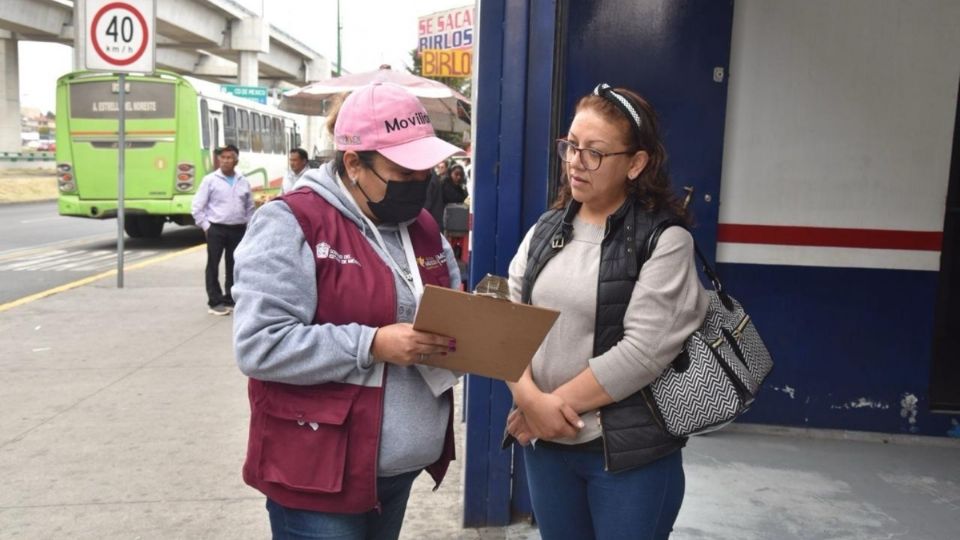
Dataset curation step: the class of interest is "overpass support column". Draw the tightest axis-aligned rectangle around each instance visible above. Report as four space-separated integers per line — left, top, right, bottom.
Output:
72 0 85 70
238 51 258 86
305 55 331 83
0 34 20 153
232 17 269 87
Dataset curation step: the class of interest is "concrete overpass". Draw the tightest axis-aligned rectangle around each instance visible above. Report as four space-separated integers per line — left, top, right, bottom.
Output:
0 0 334 151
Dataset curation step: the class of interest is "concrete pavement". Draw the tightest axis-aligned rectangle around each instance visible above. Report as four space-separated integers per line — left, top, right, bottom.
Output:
0 246 958 539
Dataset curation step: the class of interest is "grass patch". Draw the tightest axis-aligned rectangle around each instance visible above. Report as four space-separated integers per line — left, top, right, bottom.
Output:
0 169 58 203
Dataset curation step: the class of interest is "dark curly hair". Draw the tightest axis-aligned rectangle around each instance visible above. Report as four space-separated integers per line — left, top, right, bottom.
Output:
553 87 688 223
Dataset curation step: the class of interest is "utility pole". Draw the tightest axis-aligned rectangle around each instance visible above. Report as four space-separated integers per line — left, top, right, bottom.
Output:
336 0 341 76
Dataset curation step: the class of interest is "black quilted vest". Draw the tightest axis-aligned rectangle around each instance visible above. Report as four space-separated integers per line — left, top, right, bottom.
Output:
522 199 686 472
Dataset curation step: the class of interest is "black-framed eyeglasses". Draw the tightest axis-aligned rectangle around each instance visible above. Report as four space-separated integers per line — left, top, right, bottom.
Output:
556 139 633 171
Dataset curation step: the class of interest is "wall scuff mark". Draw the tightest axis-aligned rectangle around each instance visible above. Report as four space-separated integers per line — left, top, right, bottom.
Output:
831 398 890 410
900 394 919 426
772 385 796 399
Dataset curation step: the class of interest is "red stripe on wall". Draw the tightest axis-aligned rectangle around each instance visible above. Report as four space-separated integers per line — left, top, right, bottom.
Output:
717 224 943 251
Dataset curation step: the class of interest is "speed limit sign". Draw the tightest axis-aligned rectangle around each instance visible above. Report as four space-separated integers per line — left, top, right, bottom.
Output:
84 0 156 73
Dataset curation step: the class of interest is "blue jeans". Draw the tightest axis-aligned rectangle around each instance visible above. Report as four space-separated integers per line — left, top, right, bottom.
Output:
523 444 684 540
265 470 421 540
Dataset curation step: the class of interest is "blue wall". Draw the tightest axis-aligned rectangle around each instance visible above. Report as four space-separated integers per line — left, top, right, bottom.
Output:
464 0 555 527
721 262 959 436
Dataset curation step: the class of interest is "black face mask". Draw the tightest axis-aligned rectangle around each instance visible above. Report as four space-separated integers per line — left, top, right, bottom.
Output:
355 167 429 223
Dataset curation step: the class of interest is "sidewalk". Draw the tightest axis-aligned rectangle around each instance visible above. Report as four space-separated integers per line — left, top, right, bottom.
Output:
0 247 957 539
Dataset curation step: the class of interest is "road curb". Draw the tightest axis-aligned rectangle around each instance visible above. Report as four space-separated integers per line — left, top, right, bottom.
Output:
0 198 59 206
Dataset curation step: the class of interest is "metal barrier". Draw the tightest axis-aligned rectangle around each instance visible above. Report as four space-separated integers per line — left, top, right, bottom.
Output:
0 152 55 162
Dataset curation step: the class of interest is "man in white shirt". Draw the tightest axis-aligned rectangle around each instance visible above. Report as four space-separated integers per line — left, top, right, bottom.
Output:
281 148 309 194
191 144 254 315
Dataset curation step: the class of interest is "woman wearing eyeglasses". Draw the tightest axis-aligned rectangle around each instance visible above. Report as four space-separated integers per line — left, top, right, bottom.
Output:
504 84 708 539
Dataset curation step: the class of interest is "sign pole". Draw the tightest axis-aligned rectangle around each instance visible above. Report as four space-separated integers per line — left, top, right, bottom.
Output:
117 72 126 288
336 0 341 76
85 0 156 289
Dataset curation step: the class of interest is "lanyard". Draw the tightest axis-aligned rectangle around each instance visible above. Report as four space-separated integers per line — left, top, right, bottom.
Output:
337 175 424 300
337 174 457 397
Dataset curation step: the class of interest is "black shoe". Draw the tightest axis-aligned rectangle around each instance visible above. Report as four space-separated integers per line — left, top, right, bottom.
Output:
223 296 236 307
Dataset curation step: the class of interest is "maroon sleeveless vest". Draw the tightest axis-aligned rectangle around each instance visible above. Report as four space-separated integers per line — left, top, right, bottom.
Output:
242 187 455 513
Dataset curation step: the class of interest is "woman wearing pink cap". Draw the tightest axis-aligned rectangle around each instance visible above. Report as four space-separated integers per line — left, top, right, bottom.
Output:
231 82 464 539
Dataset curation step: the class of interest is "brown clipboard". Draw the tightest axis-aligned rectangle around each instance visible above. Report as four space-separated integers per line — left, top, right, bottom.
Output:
412 285 560 382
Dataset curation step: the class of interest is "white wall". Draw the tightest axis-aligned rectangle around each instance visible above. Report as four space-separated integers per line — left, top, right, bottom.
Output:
717 0 960 270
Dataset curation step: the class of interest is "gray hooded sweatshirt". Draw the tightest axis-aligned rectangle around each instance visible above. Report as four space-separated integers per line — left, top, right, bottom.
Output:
232 162 461 476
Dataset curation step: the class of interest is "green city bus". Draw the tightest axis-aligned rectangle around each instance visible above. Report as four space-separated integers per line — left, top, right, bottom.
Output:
56 70 303 238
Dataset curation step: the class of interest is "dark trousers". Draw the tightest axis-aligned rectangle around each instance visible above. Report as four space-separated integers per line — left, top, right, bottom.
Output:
205 223 246 307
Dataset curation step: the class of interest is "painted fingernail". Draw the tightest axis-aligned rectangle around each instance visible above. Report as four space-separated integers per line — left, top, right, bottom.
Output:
577 421 585 429
449 339 457 348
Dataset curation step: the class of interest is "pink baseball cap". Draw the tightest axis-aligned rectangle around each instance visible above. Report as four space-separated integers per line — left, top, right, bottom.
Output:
334 82 464 171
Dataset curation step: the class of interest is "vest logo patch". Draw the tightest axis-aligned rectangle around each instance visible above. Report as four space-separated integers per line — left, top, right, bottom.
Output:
417 252 447 271
316 242 361 266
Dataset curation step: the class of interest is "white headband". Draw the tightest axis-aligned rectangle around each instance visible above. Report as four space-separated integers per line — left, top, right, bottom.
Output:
592 83 642 135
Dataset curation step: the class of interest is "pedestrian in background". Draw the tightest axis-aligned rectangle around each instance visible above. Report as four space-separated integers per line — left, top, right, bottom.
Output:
434 159 449 179
424 159 449 226
504 83 708 539
212 146 222 172
425 161 468 229
232 82 463 539
282 147 309 194
442 164 468 209
191 144 253 316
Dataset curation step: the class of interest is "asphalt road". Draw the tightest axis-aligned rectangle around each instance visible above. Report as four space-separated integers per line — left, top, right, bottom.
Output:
0 201 204 304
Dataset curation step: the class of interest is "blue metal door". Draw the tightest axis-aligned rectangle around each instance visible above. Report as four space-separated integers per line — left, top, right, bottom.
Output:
930 78 960 411
466 0 734 527
559 0 734 259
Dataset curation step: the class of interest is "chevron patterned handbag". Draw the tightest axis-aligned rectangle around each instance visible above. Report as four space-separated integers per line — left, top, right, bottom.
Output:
641 221 773 437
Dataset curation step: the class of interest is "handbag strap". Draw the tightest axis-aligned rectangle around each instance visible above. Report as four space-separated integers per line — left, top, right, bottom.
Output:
639 219 734 309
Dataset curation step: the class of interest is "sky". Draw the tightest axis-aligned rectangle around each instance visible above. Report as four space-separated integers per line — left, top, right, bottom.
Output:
17 0 472 113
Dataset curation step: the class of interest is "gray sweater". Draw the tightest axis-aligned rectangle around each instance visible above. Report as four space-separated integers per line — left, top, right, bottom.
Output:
232 162 460 476
508 217 708 444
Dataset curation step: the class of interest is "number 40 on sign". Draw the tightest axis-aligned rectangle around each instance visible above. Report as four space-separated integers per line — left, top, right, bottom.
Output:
85 0 156 73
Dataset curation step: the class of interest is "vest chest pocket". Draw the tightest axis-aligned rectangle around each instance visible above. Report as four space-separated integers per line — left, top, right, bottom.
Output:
259 385 359 494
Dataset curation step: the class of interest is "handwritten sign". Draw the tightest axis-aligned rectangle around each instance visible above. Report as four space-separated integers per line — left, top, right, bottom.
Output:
418 6 474 51
421 49 472 78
